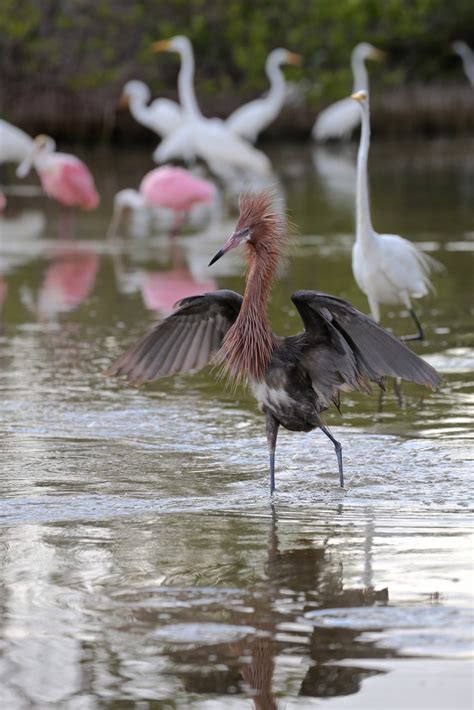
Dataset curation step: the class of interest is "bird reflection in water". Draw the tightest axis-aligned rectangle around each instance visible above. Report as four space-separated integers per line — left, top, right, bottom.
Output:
112 235 216 316
21 242 99 323
166 508 390 706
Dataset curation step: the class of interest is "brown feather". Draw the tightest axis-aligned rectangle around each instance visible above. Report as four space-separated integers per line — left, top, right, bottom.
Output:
217 191 289 382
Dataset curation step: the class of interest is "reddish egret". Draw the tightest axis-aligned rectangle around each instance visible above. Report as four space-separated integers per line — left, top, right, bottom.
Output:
16 135 100 210
108 165 215 237
351 90 442 340
108 192 442 493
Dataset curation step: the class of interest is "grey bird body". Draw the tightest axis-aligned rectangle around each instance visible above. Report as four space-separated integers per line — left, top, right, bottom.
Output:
108 287 441 491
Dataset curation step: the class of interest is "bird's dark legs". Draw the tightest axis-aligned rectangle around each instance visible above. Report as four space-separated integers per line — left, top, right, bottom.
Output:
320 425 344 487
400 309 424 342
266 414 279 495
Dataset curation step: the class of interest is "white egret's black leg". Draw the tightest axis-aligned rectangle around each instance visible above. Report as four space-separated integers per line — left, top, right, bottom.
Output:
266 414 279 495
320 425 344 487
400 309 424 342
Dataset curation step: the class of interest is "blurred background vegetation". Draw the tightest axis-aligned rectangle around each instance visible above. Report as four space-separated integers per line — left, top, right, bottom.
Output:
1 0 473 141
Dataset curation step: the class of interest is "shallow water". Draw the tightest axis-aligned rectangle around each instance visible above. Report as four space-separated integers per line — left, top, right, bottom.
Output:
0 140 473 708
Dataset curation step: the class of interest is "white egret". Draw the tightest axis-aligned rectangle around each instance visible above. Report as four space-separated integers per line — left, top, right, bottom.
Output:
151 36 271 178
0 119 33 164
312 43 384 142
351 90 441 340
451 41 474 86
226 48 302 143
120 80 183 139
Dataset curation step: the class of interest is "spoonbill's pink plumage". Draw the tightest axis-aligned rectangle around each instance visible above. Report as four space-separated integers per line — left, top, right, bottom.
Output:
108 165 216 237
40 158 100 210
16 135 100 210
141 268 216 315
139 166 215 212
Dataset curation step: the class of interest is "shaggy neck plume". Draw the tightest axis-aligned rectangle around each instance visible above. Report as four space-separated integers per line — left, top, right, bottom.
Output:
218 192 287 383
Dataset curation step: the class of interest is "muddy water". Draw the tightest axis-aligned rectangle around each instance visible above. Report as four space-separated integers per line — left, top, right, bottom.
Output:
0 140 473 708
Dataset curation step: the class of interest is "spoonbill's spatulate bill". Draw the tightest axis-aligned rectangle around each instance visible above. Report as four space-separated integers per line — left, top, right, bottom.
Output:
108 192 442 494
351 90 443 340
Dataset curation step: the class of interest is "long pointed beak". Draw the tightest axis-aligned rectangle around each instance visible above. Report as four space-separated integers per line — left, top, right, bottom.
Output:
208 229 249 267
286 52 302 66
208 248 225 266
370 48 386 61
118 94 129 109
152 39 171 53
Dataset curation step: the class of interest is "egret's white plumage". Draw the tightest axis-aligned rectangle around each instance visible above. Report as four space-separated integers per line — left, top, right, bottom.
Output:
121 80 183 139
351 90 441 335
152 36 271 178
313 43 384 142
0 119 34 164
452 41 474 86
226 48 301 143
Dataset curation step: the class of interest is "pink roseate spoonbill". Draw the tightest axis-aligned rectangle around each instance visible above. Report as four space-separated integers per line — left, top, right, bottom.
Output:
16 135 100 210
351 90 443 340
312 43 384 142
107 192 442 494
108 165 215 237
226 49 302 143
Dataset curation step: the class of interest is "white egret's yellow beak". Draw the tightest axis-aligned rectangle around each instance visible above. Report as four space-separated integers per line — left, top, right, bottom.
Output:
118 93 129 109
370 47 386 61
286 52 302 66
152 39 172 53
351 90 368 102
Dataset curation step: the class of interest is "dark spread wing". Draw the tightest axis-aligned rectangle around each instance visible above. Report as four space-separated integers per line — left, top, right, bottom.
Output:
291 290 442 390
107 290 242 384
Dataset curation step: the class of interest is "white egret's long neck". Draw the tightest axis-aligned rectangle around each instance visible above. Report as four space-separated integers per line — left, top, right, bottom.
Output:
265 58 286 109
355 103 375 245
351 53 369 91
177 44 201 118
128 92 152 127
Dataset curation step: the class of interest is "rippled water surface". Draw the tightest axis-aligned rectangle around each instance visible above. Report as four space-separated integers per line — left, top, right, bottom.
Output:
1 140 473 708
